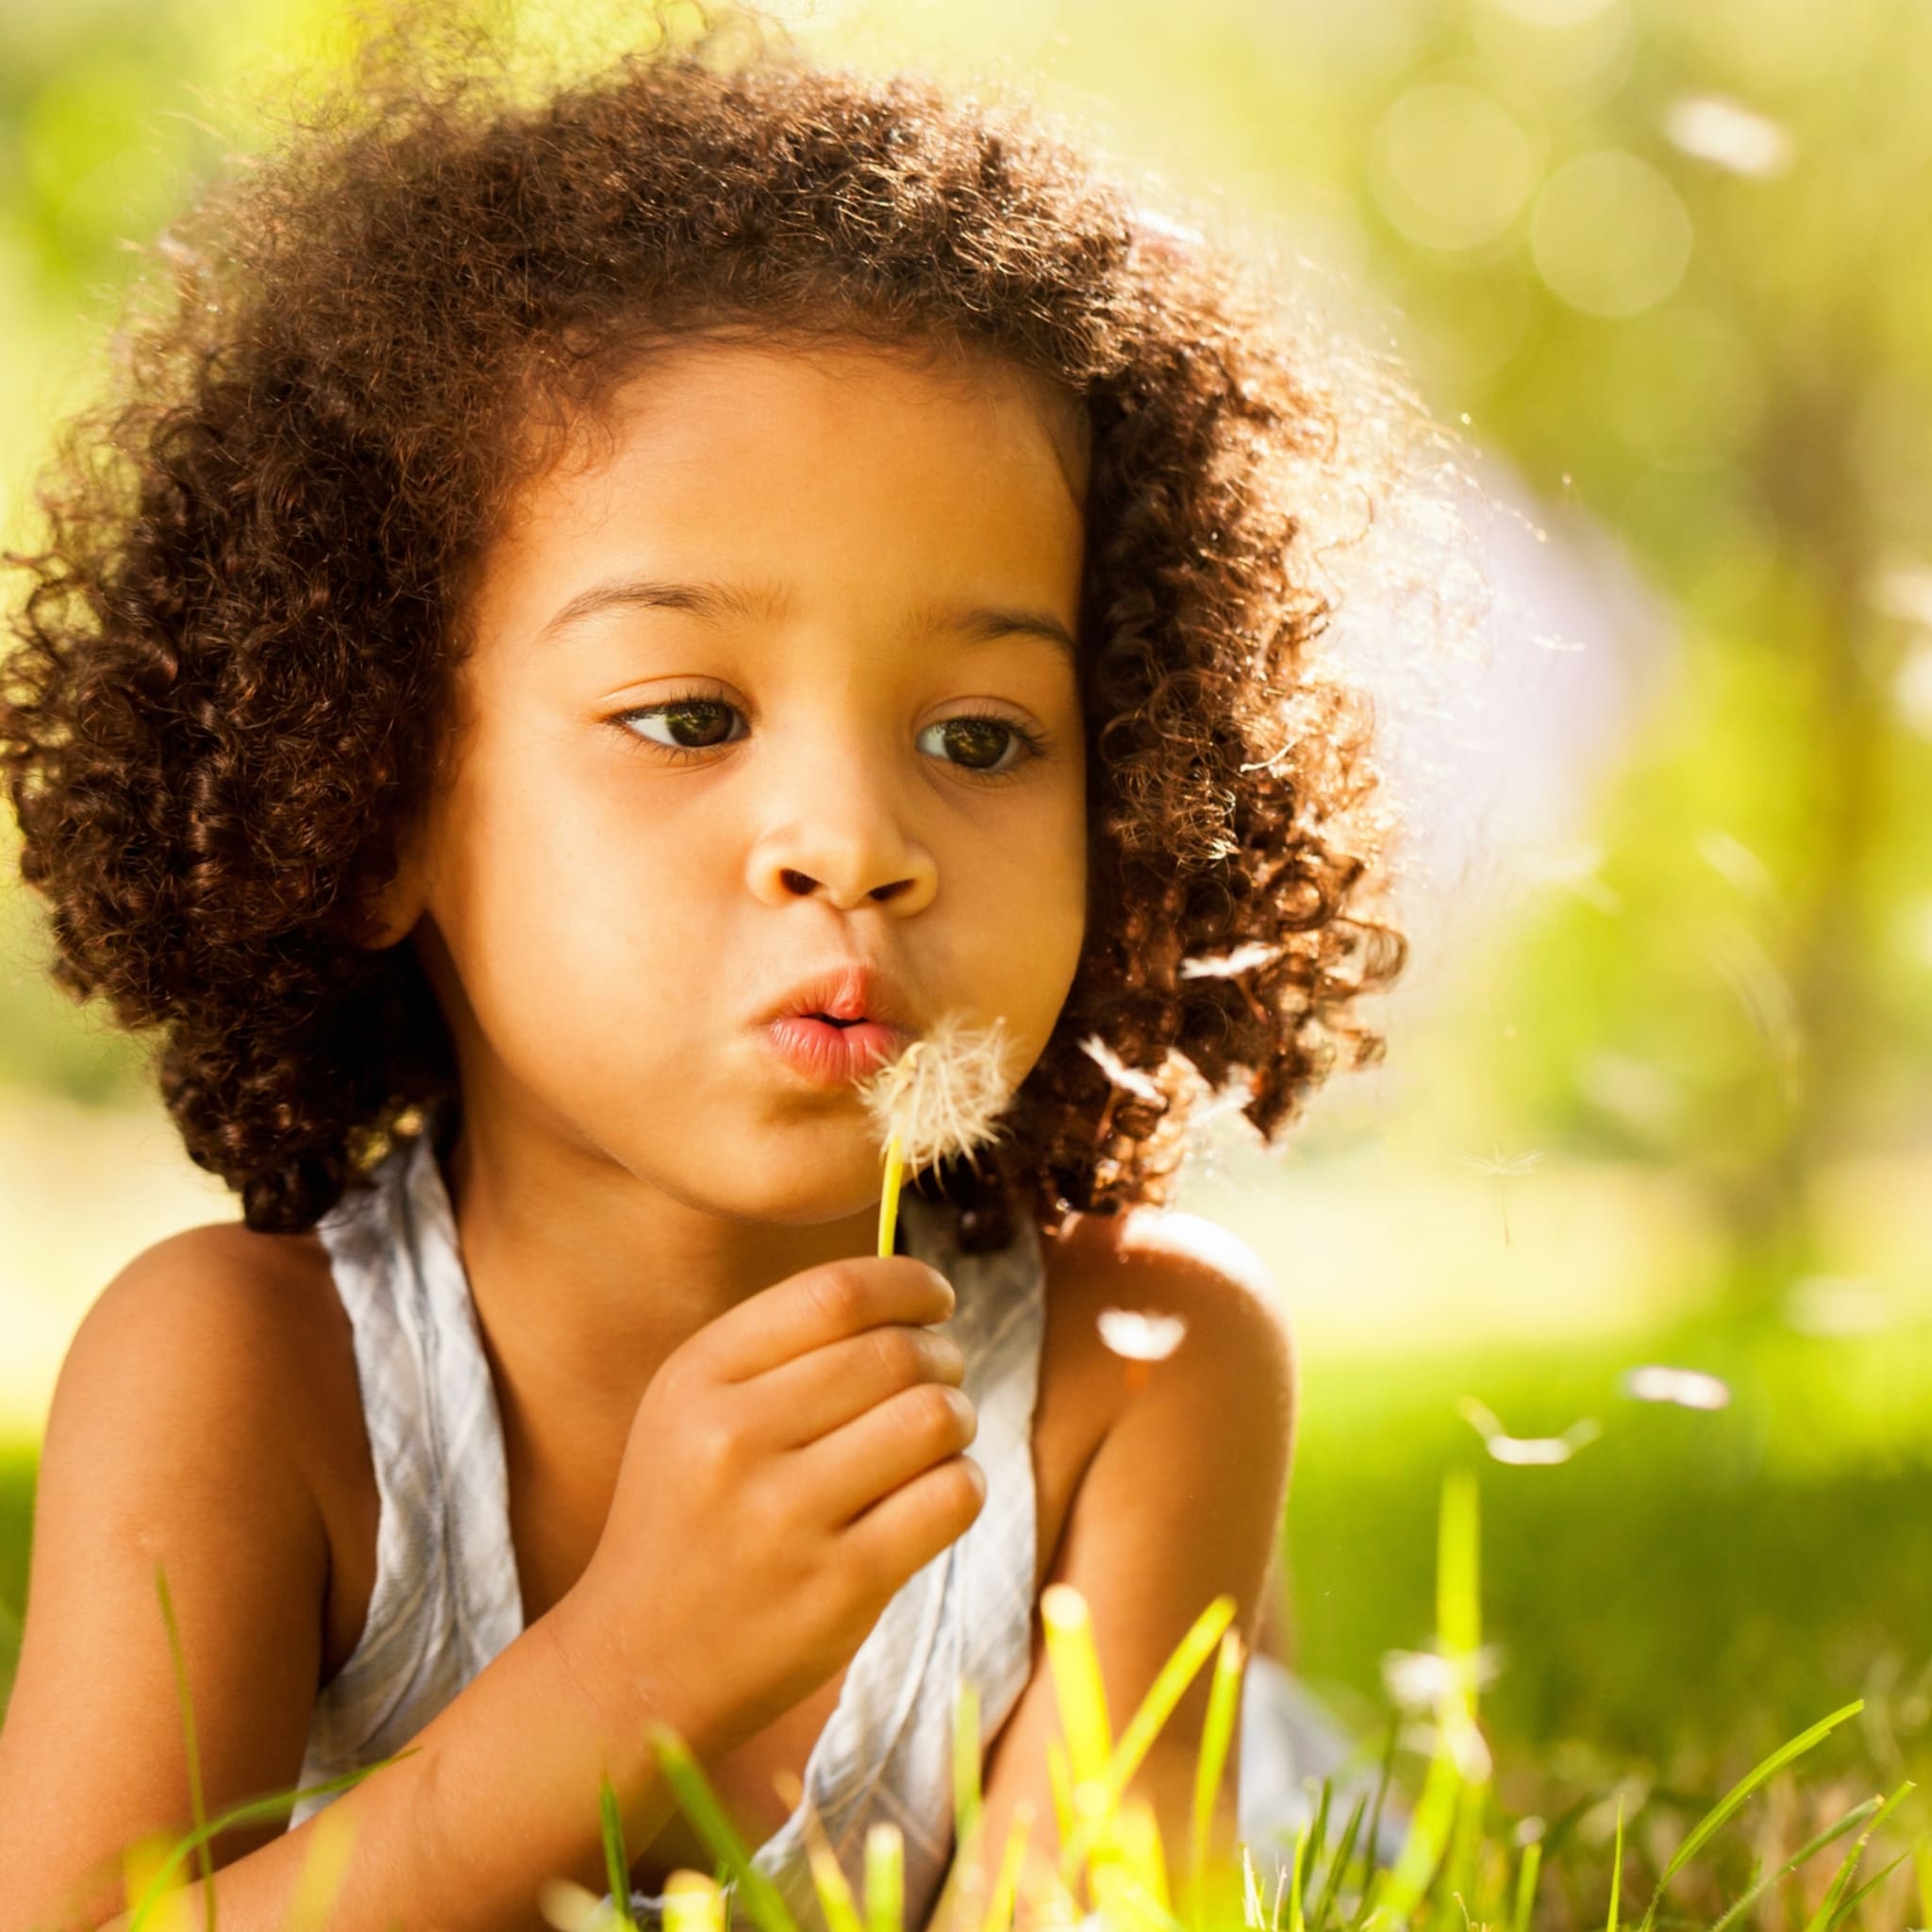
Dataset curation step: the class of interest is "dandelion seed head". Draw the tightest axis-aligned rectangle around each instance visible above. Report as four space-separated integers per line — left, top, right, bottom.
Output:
857 1011 1021 1177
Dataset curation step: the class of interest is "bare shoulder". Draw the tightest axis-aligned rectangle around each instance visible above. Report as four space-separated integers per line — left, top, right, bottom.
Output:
1042 1203 1295 1393
0 1220 367 1926
66 1220 362 1507
1028 1205 1296 1595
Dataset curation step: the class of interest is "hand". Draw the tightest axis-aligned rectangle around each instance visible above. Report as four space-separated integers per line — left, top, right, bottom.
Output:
560 1256 982 1754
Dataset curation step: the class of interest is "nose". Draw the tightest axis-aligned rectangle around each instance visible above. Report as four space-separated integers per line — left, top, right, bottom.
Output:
745 740 939 916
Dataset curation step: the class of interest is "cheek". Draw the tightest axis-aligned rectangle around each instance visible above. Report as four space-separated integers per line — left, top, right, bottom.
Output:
436 735 698 992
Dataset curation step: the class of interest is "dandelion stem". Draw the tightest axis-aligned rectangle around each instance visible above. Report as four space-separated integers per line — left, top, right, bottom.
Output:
878 1128 906 1259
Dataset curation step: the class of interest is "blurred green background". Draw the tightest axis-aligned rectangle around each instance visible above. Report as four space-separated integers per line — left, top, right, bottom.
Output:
3 0 1930 1871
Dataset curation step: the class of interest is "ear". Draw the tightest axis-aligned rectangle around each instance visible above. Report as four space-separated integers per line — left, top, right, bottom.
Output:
354 837 429 951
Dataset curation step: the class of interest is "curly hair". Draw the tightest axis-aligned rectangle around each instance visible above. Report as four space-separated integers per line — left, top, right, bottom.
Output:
0 2 1413 1250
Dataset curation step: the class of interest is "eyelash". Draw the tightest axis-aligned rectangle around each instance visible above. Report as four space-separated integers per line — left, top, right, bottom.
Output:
610 690 1053 785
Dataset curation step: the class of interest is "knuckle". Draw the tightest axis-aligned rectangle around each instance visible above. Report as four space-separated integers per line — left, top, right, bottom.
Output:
942 1454 989 1521
907 1382 972 1449
807 1266 866 1331
685 1408 743 1484
868 1325 924 1387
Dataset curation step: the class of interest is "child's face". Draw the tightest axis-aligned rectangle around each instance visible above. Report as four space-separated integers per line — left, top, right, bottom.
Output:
385 337 1090 1222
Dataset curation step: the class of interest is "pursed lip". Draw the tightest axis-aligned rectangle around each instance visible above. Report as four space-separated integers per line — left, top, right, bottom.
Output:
757 960 920 1036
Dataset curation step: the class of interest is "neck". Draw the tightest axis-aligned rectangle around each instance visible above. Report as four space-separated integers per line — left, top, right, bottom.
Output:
432 1097 895 1485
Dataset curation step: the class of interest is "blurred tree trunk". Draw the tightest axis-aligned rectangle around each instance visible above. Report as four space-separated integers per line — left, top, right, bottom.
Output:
1724 339 1892 1309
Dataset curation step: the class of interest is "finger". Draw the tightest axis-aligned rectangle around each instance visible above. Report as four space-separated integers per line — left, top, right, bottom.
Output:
842 1454 988 1591
793 1381 979 1526
751 1324 967 1449
705 1258 956 1383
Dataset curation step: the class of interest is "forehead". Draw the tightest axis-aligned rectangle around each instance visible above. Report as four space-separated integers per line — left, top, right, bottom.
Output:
491 334 1090 557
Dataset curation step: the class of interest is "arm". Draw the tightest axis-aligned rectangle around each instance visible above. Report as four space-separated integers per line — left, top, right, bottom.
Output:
933 1213 1297 1925
0 1232 690 1932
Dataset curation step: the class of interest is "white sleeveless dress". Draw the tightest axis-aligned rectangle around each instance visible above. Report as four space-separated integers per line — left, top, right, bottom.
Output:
288 1118 1399 1927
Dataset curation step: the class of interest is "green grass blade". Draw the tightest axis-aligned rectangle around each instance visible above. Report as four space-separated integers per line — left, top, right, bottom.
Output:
1508 1839 1542 1932
127 1755 420 1931
1707 1798 1880 1932
1804 1780 1915 1932
954 1677 983 1848
1041 1585 1114 1789
799 1810 866 1932
952 1677 986 1932
1431 1777 1483 1932
599 1774 639 1931
864 1824 904 1932
1302 1778 1332 1922
1438 1473 1480 1662
1637 1700 1863 1932
1605 1793 1624 1932
1365 1473 1484 1930
1831 1844 1917 1932
1190 1629 1246 1932
1366 1731 1460 1925
1046 1737 1075 1849
1287 1816 1310 1932
981 1802 1034 1932
1348 1718 1401 1930
153 1565 215 1932
650 1724 801 1932
1307 1790 1365 1932
1054 1598 1235 1900
664 1872 729 1932
1108 1597 1237 1804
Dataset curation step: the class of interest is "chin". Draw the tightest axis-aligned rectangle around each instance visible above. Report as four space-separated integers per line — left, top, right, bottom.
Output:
692 1140 887 1229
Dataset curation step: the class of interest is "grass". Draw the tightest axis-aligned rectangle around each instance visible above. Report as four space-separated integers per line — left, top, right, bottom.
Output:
3 1309 1930 1926
103 1473 1931 1931
1285 1309 1932 1765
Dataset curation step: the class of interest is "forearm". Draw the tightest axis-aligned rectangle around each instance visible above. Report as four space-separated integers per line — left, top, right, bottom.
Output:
96 1604 686 1932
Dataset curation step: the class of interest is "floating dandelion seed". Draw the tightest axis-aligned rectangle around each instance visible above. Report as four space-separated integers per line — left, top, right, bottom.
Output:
1662 95 1794 178
1518 841 1621 913
1178 943 1286 1028
1178 942 1283 979
1461 1147 1543 1246
858 1012 1021 1259
1457 1395 1602 1467
1099 1305 1189 1393
1785 1275 1892 1337
1380 1643 1505 1713
1077 1035 1164 1105
1622 1365 1731 1410
1463 1149 1545 1178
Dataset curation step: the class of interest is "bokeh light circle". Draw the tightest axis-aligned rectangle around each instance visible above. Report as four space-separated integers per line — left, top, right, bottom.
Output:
1371 83 1540 254
1529 149 1692 316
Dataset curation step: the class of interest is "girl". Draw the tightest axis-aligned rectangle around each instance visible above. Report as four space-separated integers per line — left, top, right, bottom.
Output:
0 7 1414 1928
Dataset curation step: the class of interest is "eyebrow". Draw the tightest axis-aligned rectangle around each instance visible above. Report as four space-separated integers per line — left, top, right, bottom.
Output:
536 575 1079 666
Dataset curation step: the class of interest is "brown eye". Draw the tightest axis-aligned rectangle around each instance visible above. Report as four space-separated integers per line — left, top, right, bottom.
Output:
917 714 1044 780
621 698 745 754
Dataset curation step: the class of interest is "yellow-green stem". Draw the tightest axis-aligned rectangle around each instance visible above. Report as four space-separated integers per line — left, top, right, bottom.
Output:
878 1129 907 1258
